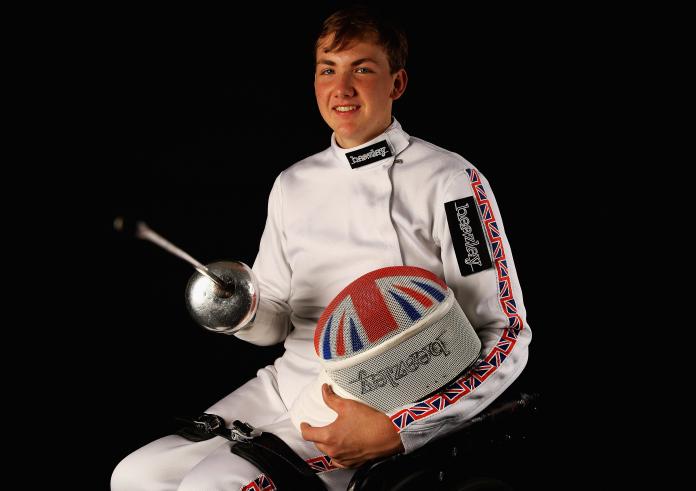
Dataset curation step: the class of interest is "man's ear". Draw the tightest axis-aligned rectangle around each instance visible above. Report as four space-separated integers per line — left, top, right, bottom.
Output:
391 69 408 100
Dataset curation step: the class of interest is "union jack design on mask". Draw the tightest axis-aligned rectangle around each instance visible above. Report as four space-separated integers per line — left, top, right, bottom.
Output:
314 266 448 361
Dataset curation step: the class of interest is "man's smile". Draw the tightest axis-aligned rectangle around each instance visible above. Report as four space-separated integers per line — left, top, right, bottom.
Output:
333 104 360 113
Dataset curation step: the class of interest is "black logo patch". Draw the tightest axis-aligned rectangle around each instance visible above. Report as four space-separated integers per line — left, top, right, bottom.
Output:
345 140 393 168
444 197 493 276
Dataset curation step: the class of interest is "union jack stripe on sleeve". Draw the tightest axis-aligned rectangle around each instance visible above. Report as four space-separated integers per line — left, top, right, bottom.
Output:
390 168 525 431
240 454 339 490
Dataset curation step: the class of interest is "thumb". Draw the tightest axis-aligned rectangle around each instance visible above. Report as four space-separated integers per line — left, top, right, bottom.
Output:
300 421 328 443
300 421 314 441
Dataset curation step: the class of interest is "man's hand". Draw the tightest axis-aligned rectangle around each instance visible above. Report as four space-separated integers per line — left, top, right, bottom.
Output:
300 384 405 468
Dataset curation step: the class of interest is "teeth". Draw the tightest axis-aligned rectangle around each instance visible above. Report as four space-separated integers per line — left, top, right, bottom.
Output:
335 105 357 112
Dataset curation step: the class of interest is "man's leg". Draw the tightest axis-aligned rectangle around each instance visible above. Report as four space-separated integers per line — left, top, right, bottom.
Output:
177 442 270 491
111 434 229 491
178 417 356 491
111 365 287 491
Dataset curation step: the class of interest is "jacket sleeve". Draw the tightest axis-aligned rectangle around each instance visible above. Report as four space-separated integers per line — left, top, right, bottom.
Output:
392 166 532 454
234 173 293 346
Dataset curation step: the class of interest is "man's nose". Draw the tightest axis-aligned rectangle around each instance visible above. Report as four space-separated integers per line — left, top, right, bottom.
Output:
334 73 356 98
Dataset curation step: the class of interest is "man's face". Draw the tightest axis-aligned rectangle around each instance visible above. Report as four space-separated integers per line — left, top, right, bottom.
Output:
315 35 407 148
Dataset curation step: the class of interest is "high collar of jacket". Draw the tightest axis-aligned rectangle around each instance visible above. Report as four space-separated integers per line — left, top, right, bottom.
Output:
330 118 410 170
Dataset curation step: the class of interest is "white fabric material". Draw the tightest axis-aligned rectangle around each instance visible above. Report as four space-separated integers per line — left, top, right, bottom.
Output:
288 370 341 430
237 119 532 451
111 119 532 490
111 365 354 490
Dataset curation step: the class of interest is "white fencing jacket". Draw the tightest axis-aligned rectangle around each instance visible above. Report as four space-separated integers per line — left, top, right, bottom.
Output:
235 119 532 453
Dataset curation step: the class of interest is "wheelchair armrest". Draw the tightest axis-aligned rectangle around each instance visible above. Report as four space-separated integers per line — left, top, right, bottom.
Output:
347 392 541 491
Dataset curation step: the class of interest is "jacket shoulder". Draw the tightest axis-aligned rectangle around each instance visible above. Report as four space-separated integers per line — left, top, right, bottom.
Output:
283 147 334 177
406 137 479 177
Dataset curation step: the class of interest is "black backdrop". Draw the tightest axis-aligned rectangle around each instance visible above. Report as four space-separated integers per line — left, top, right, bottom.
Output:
74 2 586 487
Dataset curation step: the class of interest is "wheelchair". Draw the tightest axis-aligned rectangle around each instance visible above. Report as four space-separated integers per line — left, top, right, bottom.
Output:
177 384 541 490
347 391 541 491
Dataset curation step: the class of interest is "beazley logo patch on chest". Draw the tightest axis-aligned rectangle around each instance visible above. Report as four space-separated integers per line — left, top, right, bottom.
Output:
345 140 393 168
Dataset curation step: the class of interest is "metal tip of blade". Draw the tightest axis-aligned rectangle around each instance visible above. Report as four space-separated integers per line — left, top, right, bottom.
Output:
135 221 151 239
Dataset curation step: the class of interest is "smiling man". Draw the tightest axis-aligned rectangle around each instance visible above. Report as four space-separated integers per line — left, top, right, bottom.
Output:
314 33 407 149
112 6 530 490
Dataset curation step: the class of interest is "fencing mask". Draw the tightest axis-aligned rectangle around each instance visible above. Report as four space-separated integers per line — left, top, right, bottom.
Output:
289 265 481 431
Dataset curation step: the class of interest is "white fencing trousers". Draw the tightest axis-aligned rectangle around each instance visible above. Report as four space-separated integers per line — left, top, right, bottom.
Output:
111 365 355 490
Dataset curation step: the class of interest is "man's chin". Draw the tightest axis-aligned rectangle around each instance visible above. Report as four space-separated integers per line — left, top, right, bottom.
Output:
334 128 365 148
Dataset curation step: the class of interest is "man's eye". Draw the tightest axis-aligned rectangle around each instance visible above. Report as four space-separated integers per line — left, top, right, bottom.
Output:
355 67 372 73
319 68 334 75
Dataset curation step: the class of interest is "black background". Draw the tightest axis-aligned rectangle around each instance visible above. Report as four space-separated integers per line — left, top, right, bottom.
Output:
54 2 592 487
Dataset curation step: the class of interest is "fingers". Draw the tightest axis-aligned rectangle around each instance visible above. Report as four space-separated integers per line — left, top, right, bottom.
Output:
300 422 314 441
321 383 333 405
331 459 347 469
321 383 344 410
330 457 363 469
306 440 347 467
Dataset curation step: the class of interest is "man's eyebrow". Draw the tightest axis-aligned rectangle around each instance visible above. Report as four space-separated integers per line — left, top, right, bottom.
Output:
351 58 379 66
315 57 380 66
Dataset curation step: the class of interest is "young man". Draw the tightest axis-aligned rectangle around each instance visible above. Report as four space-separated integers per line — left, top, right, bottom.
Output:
112 6 530 490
